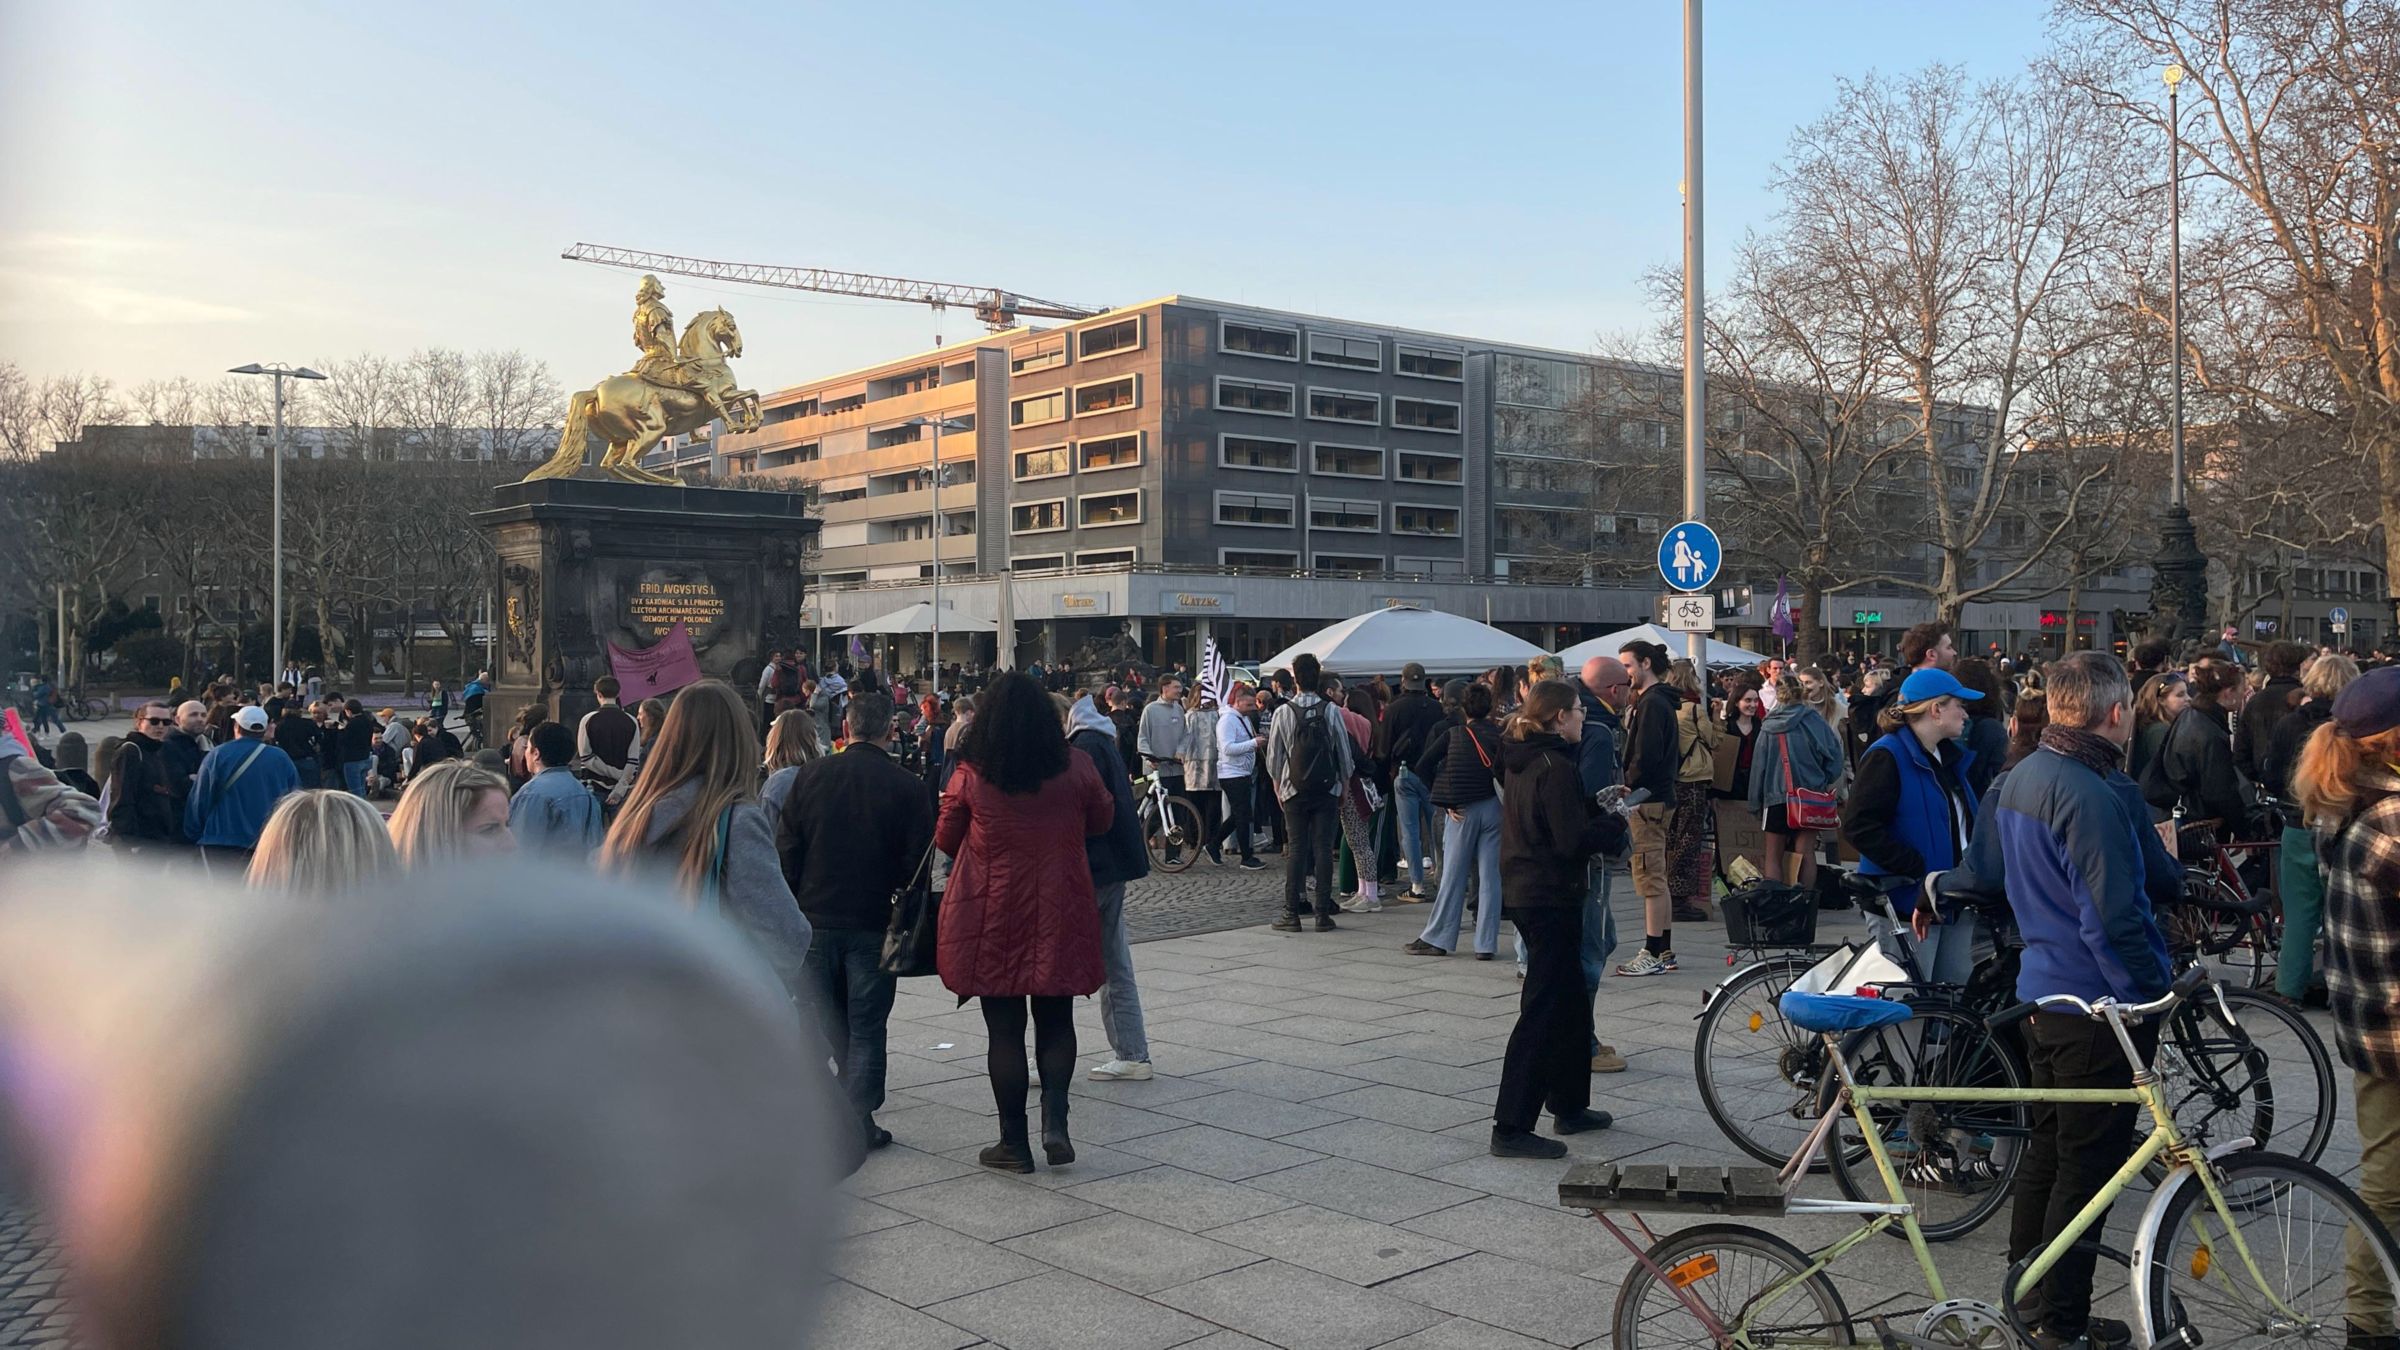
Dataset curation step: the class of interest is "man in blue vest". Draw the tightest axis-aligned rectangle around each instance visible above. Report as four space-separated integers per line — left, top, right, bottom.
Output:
185 705 301 877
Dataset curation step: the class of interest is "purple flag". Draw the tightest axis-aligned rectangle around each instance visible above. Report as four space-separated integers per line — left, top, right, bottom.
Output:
1770 577 1796 642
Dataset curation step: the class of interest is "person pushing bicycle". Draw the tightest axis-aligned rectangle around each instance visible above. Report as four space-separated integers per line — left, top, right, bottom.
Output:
1922 652 2181 1350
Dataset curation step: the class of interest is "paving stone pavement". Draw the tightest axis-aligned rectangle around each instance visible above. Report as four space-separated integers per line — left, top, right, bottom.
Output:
1 886 2352 1349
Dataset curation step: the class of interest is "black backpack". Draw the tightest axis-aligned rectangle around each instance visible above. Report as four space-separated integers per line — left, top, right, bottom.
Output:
1289 700 1341 797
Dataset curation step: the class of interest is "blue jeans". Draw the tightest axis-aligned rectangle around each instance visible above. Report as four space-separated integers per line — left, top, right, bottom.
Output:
1395 767 1437 892
1419 797 1503 954
1095 880 1149 1062
288 756 317 787
800 927 897 1125
342 758 369 797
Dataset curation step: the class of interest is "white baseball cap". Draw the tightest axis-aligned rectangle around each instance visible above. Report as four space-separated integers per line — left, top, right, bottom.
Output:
235 706 269 732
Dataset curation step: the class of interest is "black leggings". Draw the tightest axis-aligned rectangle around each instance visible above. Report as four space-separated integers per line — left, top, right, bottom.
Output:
979 995 1076 1122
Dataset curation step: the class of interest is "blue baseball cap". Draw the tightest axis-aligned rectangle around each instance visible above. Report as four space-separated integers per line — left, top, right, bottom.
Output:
1898 669 1983 704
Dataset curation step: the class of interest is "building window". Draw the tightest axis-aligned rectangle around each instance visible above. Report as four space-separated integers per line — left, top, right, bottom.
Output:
1314 553 1382 573
1394 504 1461 536
1392 397 1462 432
1308 388 1380 425
1079 490 1142 527
1076 316 1141 359
1311 442 1386 479
1011 390 1066 428
1219 434 1297 472
1011 334 1067 375
1076 547 1136 567
1396 344 1464 381
1220 319 1300 361
1222 547 1300 569
1011 499 1068 534
1077 432 1142 471
1013 444 1070 482
1216 376 1295 416
1396 449 1463 483
1013 553 1066 572
1308 332 1382 371
1309 497 1381 533
1072 375 1139 416
1216 491 1295 528
1396 555 1466 576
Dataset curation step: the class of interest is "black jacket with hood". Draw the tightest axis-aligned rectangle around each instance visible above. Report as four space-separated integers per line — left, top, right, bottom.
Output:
1499 731 1628 910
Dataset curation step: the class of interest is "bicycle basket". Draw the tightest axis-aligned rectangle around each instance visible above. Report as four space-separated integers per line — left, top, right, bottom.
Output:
1722 880 1816 947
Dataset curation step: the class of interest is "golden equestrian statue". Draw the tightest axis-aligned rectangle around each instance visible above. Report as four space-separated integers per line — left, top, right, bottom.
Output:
521 274 763 486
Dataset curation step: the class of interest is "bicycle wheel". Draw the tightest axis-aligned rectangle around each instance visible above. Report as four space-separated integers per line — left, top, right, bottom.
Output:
79 696 111 721
2142 1152 2400 1350
1694 956 1830 1168
2165 881 2271 989
1612 1222 1855 1350
1144 796 1200 874
2144 986 2335 1174
1826 1001 2028 1242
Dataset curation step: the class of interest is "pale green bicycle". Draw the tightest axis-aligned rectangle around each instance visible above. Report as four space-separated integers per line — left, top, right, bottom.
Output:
1567 965 2400 1350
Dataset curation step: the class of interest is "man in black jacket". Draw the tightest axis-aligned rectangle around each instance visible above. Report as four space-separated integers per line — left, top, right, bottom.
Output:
162 700 212 835
107 702 184 852
777 693 932 1151
1068 687 1156 1080
2232 641 2306 786
1379 662 1448 900
1616 641 1683 976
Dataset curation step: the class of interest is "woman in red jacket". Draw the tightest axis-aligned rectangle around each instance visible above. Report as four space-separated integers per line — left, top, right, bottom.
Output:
938 670 1116 1172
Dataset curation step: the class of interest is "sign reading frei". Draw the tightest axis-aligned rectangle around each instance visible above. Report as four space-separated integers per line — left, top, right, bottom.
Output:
1661 593 1716 633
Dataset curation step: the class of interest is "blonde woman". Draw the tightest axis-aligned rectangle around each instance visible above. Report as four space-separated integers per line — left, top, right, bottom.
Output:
388 760 515 867
1666 661 1720 922
601 680 810 998
248 790 399 896
760 708 823 817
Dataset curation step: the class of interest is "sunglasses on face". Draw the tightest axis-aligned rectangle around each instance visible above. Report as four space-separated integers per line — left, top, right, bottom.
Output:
140 717 171 726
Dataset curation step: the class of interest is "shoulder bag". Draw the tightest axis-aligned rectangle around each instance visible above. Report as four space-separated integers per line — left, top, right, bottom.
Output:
1778 731 1841 831
1463 723 1503 804
878 838 942 978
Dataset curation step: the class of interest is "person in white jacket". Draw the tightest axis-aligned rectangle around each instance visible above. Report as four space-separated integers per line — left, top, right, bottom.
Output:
1213 685 1267 870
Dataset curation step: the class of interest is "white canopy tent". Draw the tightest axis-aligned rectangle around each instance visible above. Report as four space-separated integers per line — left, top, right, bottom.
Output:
1555 623 1770 670
837 603 997 637
1261 605 1550 679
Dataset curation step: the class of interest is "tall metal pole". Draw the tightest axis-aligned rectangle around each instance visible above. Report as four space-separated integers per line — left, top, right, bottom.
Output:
55 584 66 691
272 372 286 683
2167 72 2186 509
929 418 942 685
1682 0 1709 688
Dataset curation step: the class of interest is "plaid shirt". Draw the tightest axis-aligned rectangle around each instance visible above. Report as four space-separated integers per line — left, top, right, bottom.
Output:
2318 764 2400 1080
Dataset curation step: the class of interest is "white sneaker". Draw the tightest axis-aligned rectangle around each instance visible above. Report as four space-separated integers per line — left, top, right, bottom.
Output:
1089 1058 1153 1081
1337 894 1384 913
1615 949 1676 977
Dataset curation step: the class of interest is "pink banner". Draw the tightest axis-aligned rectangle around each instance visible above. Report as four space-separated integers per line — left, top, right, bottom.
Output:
608 620 704 699
3 707 28 755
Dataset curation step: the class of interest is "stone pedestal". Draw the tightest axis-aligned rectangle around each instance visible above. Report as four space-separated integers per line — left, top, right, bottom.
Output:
472 479 819 727
2149 501 2211 652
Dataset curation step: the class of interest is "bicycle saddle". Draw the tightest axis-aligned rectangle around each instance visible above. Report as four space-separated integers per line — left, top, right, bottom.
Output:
1780 990 1915 1034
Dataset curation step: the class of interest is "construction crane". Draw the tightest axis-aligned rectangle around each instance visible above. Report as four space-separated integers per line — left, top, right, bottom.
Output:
561 242 1103 332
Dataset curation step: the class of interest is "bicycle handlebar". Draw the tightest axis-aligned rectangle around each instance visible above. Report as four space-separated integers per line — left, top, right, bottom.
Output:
1984 963 2212 1032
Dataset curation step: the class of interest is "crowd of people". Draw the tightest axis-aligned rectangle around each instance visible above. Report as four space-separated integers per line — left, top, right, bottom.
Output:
7 624 2400 1347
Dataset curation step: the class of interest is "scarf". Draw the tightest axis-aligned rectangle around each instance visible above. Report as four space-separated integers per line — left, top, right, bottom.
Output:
2039 723 2124 777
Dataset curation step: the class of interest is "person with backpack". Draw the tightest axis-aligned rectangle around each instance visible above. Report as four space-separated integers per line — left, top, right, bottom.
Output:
184 705 302 875
1404 682 1506 957
105 702 184 852
1066 686 1156 1081
1265 653 1352 933
1379 662 1448 900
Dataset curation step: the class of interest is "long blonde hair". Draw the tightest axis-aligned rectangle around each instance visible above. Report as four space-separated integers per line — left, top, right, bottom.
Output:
764 708 821 773
2293 722 2400 828
248 790 399 895
1504 679 1580 740
602 681 758 897
388 760 511 868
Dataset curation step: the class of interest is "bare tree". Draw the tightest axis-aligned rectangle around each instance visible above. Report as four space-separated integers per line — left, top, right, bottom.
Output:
37 373 122 450
395 348 474 460
2057 0 2400 607
315 354 401 460
470 349 565 462
0 364 44 463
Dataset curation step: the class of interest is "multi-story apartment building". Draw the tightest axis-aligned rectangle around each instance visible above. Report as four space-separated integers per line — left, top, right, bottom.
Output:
705 295 2171 668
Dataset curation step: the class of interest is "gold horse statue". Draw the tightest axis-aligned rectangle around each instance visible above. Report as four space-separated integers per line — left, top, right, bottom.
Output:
523 307 762 486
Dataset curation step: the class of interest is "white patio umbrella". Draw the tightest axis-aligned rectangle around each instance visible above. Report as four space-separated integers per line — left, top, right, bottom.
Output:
1555 623 1769 670
1262 604 1549 679
837 602 996 637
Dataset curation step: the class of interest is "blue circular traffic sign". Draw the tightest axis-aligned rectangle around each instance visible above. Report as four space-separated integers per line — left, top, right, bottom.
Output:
1658 520 1722 593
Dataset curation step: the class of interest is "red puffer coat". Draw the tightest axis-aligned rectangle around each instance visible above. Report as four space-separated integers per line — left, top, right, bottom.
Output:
936 750 1116 998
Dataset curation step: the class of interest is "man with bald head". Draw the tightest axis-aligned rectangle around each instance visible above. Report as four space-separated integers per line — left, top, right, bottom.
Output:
161 700 214 830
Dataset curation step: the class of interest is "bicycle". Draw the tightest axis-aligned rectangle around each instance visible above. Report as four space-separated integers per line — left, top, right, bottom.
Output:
2162 820 2281 990
1133 772 1204 874
1693 879 2334 1221
1577 964 2399 1350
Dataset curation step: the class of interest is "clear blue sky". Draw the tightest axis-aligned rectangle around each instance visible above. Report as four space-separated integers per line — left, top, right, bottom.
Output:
0 0 2053 397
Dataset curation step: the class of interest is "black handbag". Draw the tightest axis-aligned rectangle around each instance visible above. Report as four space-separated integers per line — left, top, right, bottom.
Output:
878 843 941 977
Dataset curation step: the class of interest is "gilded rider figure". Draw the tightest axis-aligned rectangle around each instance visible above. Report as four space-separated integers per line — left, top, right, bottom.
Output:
630 275 684 386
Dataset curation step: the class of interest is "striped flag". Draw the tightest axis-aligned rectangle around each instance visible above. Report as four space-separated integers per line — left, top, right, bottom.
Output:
1200 634 1230 704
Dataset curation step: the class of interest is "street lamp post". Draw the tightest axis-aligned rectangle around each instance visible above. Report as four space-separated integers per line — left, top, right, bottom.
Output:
904 415 973 685
2150 64 2210 649
1682 0 1709 689
229 364 327 685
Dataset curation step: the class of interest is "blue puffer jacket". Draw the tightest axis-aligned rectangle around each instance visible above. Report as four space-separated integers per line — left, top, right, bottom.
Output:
1972 746 2176 1004
1843 729 1977 915
1070 696 1151 888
